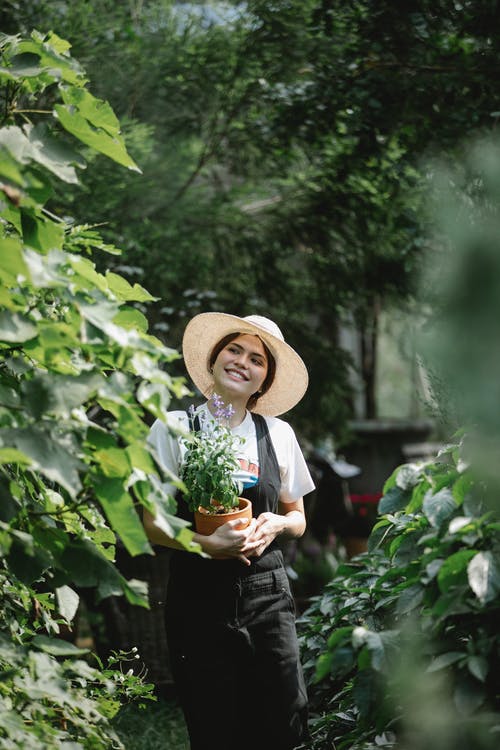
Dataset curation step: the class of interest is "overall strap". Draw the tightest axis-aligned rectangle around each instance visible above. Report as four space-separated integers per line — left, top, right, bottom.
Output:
250 412 281 514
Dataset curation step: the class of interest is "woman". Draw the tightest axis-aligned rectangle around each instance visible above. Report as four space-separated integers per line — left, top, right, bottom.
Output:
143 313 315 750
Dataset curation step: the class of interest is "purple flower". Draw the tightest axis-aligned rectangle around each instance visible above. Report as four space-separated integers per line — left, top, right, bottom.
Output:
212 393 227 421
224 403 235 420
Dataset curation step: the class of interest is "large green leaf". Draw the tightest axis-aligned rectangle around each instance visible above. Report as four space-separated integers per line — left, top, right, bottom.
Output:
0 310 37 342
113 307 149 332
378 486 409 514
22 247 68 287
54 104 140 172
21 210 65 253
94 477 152 557
25 122 84 182
426 651 464 672
68 254 108 293
61 86 122 138
0 144 25 185
93 448 131 478
422 488 457 528
17 31 87 86
136 381 172 421
7 535 52 584
437 549 477 593
0 124 82 183
60 538 148 607
21 372 103 419
32 635 88 656
56 586 80 622
0 237 30 286
106 272 156 302
1 52 45 78
0 427 83 498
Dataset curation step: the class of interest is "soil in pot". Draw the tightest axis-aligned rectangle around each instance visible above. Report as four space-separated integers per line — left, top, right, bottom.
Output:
194 497 252 536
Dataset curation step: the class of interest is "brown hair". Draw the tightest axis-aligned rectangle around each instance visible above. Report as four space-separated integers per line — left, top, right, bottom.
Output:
208 332 276 411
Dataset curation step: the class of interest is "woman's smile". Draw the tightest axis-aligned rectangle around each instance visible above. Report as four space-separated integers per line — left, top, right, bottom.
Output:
225 366 249 381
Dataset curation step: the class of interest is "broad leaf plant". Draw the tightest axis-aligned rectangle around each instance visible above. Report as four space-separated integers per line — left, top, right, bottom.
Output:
298 439 500 750
0 30 195 747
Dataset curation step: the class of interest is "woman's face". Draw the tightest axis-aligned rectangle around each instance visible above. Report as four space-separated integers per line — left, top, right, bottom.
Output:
211 334 268 404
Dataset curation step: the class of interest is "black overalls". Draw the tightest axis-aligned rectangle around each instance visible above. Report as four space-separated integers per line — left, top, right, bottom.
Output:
165 413 309 750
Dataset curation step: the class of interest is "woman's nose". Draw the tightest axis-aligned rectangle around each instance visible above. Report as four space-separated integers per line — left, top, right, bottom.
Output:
233 351 249 367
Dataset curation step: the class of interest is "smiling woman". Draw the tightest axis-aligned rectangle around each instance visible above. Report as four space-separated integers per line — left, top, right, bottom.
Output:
209 333 271 409
143 312 315 750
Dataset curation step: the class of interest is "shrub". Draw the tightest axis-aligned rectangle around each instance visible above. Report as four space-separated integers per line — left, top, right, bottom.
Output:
0 30 193 747
298 438 500 750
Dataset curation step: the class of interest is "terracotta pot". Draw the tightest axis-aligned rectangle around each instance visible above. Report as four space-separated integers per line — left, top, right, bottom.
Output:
194 497 252 536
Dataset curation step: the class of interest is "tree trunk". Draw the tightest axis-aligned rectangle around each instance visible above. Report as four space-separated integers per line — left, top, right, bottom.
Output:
360 297 380 418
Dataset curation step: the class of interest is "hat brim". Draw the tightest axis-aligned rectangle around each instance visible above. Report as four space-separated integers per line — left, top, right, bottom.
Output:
182 312 308 416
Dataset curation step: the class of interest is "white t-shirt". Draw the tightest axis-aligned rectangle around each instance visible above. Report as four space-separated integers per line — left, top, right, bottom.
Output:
148 402 315 504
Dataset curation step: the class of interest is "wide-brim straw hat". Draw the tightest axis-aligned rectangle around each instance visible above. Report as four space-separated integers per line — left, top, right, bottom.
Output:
182 312 309 416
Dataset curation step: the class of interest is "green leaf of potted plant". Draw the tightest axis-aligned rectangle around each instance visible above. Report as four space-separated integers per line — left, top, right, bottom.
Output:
180 395 252 535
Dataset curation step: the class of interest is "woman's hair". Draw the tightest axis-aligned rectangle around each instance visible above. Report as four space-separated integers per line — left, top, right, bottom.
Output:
208 332 276 410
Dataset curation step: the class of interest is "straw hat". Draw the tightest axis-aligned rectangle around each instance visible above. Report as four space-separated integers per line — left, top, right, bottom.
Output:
182 312 309 416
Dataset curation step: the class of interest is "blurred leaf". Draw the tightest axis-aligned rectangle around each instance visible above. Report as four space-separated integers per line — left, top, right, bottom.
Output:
467 655 488 682
423 488 457 528
93 448 131 478
0 237 30 285
7 536 52 584
427 651 464 672
0 427 83 498
0 311 37 342
106 272 156 302
378 487 409 514
467 551 500 603
17 30 87 86
113 307 149 332
454 675 486 714
22 372 103 419
437 549 477 592
32 635 88 656
396 464 421 490
60 537 147 607
55 585 80 624
21 211 65 253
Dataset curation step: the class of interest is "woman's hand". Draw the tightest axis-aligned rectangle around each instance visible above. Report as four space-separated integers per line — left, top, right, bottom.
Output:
242 512 285 558
196 517 261 565
242 499 307 558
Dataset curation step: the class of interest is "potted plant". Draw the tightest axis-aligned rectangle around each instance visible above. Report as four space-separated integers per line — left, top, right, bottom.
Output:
180 395 252 535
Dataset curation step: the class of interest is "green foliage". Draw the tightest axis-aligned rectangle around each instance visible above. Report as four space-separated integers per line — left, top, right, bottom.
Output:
4 2 500 433
112 695 189 750
298 441 500 749
181 396 242 513
0 30 192 747
418 137 500 505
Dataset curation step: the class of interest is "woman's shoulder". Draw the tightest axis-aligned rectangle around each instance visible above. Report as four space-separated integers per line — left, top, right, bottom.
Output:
260 414 296 441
